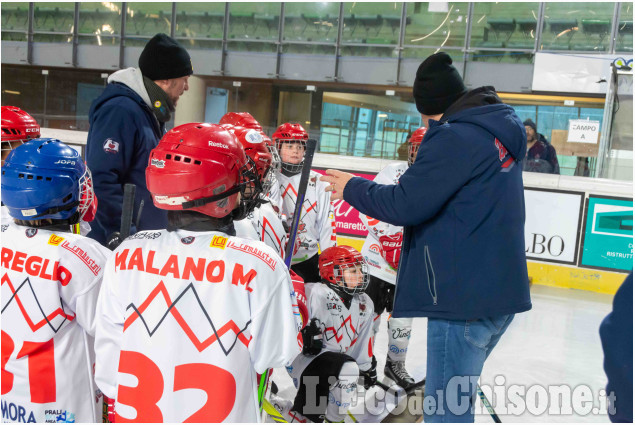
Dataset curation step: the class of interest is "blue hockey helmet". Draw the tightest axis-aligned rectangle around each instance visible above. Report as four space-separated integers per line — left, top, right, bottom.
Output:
1 138 96 222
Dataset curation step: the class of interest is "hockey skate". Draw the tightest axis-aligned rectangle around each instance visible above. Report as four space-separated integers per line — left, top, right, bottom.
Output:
383 357 425 394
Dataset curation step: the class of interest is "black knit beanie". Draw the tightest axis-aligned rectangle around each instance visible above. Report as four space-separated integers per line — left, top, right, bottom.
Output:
139 33 193 81
523 119 537 132
412 52 468 115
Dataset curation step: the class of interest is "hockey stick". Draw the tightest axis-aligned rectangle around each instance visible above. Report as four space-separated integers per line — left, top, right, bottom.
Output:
283 138 318 268
258 139 318 419
106 183 136 250
477 384 501 423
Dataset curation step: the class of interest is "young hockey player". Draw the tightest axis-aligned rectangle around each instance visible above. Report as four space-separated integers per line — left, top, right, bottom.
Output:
93 123 301 422
1 139 108 423
359 126 427 391
274 245 376 423
272 123 336 283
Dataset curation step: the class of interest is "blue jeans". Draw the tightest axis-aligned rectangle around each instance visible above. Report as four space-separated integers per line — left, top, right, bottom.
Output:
424 314 515 423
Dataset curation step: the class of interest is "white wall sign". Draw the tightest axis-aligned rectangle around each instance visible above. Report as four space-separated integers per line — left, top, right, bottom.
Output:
524 188 583 264
567 119 600 144
532 53 633 94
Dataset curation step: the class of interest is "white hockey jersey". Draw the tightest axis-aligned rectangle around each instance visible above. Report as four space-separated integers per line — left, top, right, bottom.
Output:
94 229 301 423
359 163 407 284
235 201 288 260
0 220 110 423
287 282 374 386
272 171 336 264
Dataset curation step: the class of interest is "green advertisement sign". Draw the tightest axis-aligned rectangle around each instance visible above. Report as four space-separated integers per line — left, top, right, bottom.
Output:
580 196 633 272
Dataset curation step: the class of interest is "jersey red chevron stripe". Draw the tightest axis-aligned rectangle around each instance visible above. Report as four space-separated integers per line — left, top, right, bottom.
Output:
282 183 298 199
2 274 75 332
124 280 252 352
323 315 357 343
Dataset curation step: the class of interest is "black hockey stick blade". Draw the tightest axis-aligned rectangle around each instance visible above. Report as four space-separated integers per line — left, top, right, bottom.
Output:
284 138 317 267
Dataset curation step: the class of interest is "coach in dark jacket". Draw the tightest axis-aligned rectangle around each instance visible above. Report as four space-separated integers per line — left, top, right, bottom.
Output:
86 33 192 245
322 52 531 422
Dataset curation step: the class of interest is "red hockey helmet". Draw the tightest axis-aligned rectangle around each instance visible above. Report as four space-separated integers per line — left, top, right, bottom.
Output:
219 112 263 132
2 106 41 163
408 126 427 167
232 126 275 193
319 245 370 295
272 123 308 174
146 123 260 219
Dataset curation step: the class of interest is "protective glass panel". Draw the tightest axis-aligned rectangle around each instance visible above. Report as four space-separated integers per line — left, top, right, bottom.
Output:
542 2 615 52
341 2 402 46
228 2 280 42
404 2 468 48
175 2 225 40
616 3 633 53
283 2 339 44
33 2 75 33
126 3 172 37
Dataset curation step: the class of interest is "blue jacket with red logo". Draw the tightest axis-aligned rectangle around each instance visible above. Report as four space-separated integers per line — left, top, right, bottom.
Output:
344 87 532 320
86 68 167 246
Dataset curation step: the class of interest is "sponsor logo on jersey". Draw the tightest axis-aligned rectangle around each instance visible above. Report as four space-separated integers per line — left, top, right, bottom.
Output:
389 344 407 355
369 244 381 254
60 240 102 276
1 400 36 423
227 241 277 271
150 158 165 168
45 409 75 423
130 231 162 240
48 234 65 246
210 235 227 249
25 228 37 238
103 138 119 154
181 236 195 245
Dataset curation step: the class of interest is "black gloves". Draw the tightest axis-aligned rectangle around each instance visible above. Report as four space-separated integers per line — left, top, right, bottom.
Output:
360 355 377 389
301 318 323 355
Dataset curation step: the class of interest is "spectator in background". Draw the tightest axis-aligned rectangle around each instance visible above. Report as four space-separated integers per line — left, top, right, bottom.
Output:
523 118 560 174
86 33 192 246
600 272 633 423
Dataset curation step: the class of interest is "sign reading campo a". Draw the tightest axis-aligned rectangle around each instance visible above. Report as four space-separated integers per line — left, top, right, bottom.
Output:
567 119 600 144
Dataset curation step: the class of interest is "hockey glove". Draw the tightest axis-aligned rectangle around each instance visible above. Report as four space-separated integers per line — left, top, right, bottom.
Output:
301 318 324 356
360 355 378 389
291 270 309 329
379 233 403 270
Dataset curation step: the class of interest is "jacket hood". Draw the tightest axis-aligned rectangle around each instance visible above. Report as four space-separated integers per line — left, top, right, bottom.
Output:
89 68 154 127
108 67 152 107
440 86 526 161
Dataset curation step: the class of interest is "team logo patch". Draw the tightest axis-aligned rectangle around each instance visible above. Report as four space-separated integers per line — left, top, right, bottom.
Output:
103 138 120 154
181 236 195 245
151 158 165 168
210 235 227 249
48 234 65 246
25 228 37 238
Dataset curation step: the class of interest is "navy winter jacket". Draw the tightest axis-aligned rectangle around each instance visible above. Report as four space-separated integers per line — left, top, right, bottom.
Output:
86 68 167 246
600 272 633 423
344 87 532 320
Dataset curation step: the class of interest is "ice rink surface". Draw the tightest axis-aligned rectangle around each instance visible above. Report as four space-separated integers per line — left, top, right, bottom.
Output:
270 284 614 423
